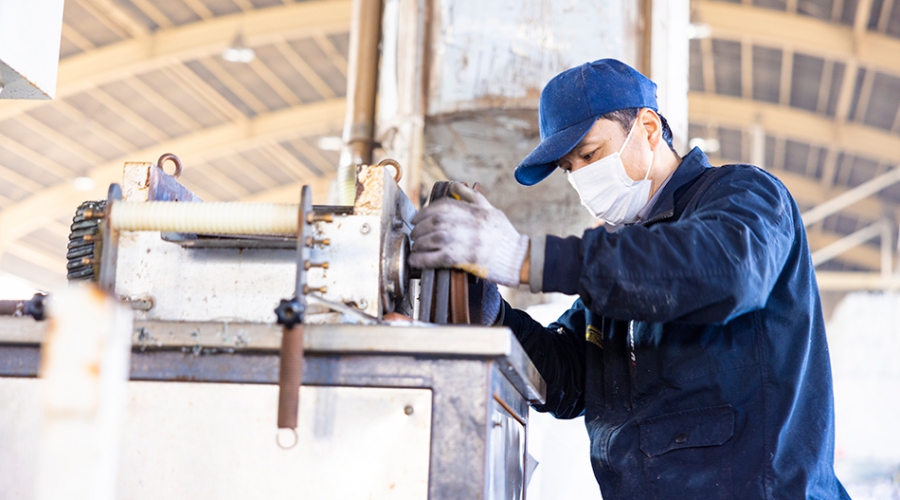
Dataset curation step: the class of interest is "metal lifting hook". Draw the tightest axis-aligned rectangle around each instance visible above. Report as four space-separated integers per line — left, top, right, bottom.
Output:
375 158 403 183
157 153 183 178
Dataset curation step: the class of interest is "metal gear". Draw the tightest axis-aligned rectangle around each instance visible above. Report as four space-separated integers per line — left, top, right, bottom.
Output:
66 200 106 282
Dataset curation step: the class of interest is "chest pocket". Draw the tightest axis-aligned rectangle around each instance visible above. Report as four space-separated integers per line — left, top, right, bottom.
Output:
639 404 735 499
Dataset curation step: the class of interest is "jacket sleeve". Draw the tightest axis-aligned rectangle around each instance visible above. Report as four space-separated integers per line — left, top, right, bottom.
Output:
542 166 796 324
501 298 587 419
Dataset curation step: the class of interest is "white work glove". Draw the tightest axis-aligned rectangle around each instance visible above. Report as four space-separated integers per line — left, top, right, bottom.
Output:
410 182 529 288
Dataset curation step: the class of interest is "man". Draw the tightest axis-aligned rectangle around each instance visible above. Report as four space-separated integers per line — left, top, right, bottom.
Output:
409 59 850 499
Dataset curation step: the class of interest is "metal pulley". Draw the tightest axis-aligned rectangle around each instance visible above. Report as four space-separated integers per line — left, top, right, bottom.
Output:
417 181 487 325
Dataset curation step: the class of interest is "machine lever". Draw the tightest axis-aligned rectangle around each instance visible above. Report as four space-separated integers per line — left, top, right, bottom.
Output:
274 185 314 447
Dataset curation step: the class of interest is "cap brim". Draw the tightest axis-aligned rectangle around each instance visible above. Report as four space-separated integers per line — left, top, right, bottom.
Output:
514 115 596 186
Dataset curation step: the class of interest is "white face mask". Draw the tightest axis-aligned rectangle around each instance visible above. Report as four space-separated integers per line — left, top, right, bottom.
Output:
566 121 654 224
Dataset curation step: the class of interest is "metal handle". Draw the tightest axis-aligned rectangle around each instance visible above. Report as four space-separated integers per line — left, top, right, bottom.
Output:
277 324 305 431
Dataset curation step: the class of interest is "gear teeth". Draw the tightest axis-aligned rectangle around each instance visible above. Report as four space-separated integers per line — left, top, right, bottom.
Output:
66 245 94 260
66 200 106 282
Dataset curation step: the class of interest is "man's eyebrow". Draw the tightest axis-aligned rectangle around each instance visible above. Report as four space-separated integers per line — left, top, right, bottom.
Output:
576 137 605 154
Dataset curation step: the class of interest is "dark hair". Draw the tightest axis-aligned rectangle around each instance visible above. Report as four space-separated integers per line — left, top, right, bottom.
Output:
599 107 675 152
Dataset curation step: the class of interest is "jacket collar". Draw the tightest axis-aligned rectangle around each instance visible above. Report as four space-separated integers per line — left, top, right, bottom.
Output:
640 147 713 223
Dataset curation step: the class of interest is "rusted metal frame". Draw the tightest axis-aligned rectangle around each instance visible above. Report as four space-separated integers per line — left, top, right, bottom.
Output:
337 0 384 204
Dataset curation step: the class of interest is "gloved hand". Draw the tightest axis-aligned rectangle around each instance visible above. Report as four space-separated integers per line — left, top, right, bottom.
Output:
410 182 529 288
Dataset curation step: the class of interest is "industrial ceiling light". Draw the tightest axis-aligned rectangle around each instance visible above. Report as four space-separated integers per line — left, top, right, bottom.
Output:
222 31 255 63
317 136 344 151
686 23 712 40
73 176 95 191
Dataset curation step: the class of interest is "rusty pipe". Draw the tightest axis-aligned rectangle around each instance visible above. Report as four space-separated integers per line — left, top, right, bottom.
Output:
337 0 384 205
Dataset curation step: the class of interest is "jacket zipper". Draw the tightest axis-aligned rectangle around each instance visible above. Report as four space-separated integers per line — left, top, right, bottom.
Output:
636 209 674 227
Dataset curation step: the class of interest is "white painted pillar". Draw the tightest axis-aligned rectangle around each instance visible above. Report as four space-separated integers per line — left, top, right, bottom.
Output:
650 0 691 154
35 286 133 500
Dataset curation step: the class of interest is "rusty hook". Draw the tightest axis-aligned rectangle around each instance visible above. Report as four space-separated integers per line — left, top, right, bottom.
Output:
157 153 183 178
375 158 402 183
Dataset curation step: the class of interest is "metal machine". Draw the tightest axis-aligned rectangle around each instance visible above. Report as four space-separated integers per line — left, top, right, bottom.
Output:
0 154 544 500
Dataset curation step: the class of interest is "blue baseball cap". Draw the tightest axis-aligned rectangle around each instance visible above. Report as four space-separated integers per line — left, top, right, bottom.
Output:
514 59 659 186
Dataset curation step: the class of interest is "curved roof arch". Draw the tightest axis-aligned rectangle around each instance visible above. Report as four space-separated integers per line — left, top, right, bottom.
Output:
0 0 351 290
690 0 900 275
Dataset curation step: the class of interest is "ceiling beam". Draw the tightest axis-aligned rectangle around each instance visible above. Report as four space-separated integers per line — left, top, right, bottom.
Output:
239 177 335 205
198 59 269 115
260 141 323 180
695 0 900 75
313 33 348 77
0 99 346 252
815 271 900 291
707 154 887 223
807 229 882 270
128 0 174 29
690 92 900 165
3 242 67 276
80 0 150 38
0 0 351 123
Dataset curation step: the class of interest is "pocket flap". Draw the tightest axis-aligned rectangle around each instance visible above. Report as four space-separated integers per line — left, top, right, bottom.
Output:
638 404 735 457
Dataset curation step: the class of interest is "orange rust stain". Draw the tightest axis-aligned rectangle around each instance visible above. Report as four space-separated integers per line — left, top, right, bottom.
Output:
88 285 108 302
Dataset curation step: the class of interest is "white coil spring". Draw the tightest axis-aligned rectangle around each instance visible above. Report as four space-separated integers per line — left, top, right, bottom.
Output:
110 201 300 235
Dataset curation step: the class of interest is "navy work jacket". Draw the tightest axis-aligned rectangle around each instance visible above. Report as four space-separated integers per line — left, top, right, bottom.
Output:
501 148 850 499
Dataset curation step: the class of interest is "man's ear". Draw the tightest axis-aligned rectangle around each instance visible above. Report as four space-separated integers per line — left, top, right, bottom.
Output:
639 108 662 150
